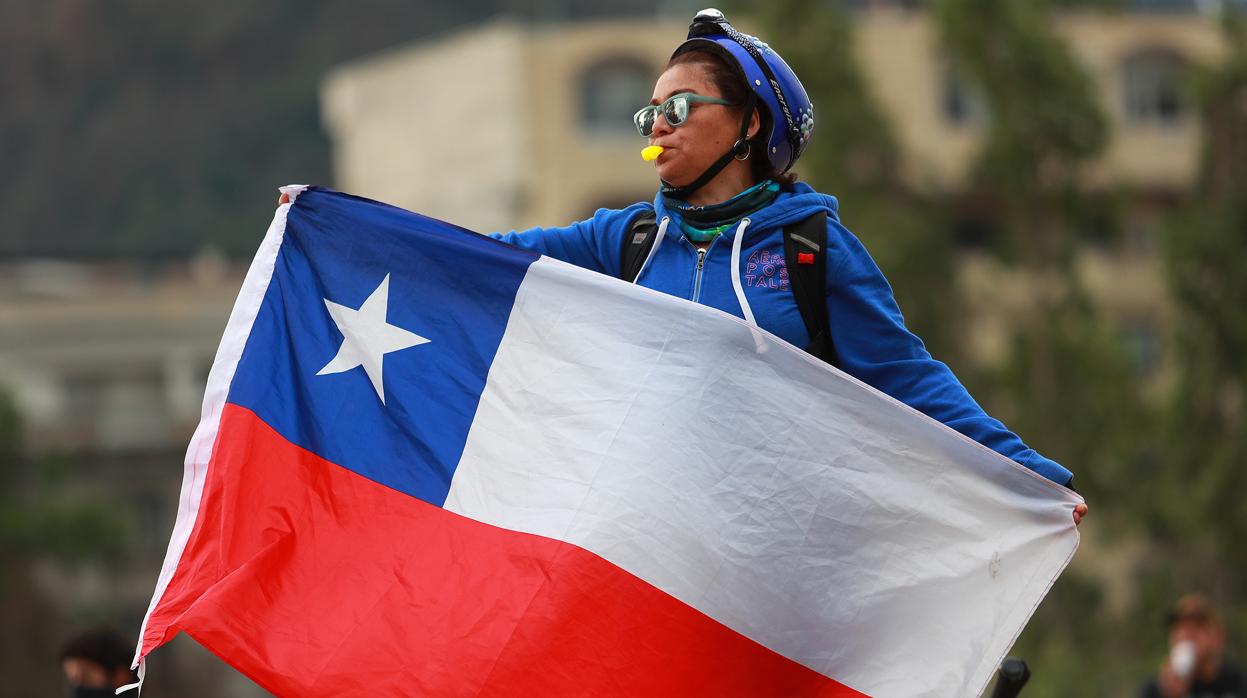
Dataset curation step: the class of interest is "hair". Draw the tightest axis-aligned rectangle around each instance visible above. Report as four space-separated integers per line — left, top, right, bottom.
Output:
60 626 136 678
1166 593 1223 631
667 49 799 186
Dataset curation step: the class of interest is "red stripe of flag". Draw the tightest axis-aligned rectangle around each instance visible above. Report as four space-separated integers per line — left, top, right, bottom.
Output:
142 404 863 697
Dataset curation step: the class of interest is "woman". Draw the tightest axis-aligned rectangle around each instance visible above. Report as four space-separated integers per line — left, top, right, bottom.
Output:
493 9 1085 524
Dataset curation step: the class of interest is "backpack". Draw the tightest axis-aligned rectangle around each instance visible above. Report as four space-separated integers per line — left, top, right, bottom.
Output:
619 208 839 367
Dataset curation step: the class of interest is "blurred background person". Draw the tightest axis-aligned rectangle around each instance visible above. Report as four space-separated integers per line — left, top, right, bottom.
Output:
1141 594 1246 698
60 626 138 698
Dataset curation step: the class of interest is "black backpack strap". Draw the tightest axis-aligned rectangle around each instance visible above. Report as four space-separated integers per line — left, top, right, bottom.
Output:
783 211 838 367
620 206 659 282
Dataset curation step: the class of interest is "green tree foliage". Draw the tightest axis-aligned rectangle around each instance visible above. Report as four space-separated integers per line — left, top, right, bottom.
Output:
0 392 61 696
936 0 1108 266
0 389 26 550
1153 13 1247 629
933 2 1160 694
0 394 131 562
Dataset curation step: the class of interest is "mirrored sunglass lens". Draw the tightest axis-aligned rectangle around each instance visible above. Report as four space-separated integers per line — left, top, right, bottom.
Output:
635 108 655 136
665 96 690 126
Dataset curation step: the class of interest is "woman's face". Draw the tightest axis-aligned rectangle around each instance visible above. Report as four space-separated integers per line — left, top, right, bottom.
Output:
646 61 747 187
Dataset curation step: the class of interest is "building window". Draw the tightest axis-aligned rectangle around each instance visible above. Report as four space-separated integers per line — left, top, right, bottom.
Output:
1124 211 1163 255
1121 316 1162 376
1122 48 1188 126
953 214 997 250
941 65 988 127
951 197 999 250
579 57 654 138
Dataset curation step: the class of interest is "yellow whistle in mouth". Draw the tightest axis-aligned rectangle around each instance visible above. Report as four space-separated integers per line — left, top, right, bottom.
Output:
641 145 664 162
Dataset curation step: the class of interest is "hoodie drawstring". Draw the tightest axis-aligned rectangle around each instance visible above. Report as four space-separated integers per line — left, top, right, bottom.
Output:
729 218 757 327
632 216 669 284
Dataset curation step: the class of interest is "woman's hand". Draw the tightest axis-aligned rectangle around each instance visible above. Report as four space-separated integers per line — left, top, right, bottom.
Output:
278 192 291 205
1073 503 1088 526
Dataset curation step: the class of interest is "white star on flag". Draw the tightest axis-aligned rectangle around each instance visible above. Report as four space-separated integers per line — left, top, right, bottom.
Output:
317 273 429 404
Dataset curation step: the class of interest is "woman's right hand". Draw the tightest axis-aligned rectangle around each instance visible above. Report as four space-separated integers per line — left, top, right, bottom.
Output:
278 192 291 205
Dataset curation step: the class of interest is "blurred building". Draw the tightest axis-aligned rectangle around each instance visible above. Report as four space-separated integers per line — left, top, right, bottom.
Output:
321 9 1227 376
0 254 241 592
857 12 1225 191
0 256 238 454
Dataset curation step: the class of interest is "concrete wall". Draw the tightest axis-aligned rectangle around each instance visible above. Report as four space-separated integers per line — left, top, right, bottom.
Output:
518 20 677 229
854 11 981 189
322 21 529 233
324 19 687 233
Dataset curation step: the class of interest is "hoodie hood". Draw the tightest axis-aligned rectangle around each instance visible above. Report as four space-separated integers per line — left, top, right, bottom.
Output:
652 182 840 243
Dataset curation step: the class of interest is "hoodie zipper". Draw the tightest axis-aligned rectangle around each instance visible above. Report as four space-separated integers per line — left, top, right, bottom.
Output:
691 235 722 303
692 248 707 302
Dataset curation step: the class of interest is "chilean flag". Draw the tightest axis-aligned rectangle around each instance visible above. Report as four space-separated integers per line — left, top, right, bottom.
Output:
133 186 1081 697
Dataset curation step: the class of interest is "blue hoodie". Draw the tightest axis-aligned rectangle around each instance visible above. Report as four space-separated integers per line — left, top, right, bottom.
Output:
492 182 1072 486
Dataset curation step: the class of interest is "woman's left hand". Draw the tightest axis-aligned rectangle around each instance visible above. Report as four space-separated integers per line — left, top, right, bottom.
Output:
1073 503 1088 526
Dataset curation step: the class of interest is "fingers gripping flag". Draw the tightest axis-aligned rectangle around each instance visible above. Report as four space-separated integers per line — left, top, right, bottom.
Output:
133 187 1081 697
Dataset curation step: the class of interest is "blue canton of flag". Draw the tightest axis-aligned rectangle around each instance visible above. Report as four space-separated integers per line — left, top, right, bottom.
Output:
228 190 538 505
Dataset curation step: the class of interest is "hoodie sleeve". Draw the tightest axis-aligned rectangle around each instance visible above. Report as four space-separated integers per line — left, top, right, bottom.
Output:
488 204 652 276
825 220 1073 486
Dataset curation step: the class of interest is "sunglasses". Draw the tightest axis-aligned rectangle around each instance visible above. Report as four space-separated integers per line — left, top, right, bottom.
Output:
633 92 736 137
